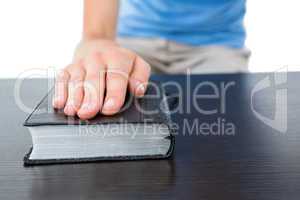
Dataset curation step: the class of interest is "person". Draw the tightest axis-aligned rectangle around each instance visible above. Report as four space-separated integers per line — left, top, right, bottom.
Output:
52 0 250 120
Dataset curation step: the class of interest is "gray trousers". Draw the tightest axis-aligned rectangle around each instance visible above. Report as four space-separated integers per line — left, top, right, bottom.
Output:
118 37 251 74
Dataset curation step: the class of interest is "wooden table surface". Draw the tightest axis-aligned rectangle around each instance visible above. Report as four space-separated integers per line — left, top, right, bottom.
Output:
0 73 300 200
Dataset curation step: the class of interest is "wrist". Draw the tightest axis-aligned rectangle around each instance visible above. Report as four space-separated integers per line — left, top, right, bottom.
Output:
82 30 116 42
73 38 118 63
81 37 115 44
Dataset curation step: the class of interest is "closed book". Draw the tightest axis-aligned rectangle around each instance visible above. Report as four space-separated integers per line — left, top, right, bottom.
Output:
23 84 175 166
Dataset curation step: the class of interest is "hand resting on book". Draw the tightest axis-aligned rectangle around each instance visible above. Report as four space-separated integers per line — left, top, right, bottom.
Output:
52 39 151 120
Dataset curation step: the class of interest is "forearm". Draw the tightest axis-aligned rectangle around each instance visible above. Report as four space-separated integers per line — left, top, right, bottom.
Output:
83 0 119 40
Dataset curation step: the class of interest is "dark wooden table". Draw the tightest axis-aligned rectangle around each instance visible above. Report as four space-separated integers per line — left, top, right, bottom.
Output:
1 73 300 200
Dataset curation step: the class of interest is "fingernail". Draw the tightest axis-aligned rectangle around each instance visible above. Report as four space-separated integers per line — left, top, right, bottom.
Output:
81 103 92 110
52 98 57 106
52 97 62 106
136 83 146 96
64 105 76 115
103 98 115 110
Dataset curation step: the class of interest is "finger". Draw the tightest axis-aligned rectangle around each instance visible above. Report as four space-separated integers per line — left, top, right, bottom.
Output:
129 56 151 97
52 69 70 109
63 64 85 116
101 50 135 115
77 53 106 120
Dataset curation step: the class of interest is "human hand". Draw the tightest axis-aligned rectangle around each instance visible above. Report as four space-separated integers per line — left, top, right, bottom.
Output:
52 39 151 120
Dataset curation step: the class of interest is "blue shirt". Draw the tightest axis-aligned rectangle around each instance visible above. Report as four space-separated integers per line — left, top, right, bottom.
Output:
117 0 246 48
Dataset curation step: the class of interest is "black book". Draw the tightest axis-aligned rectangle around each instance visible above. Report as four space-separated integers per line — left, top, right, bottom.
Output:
23 84 175 166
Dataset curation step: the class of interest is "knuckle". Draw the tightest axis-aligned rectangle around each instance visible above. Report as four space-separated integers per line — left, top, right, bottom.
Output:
119 47 136 58
85 72 100 81
102 49 118 59
107 64 131 75
102 48 136 74
85 52 103 65
103 48 135 62
57 69 69 81
136 57 151 73
69 67 85 81
85 71 105 84
107 70 129 81
85 76 102 88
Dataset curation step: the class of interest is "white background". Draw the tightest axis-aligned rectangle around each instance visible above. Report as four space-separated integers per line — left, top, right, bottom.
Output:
0 0 299 78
